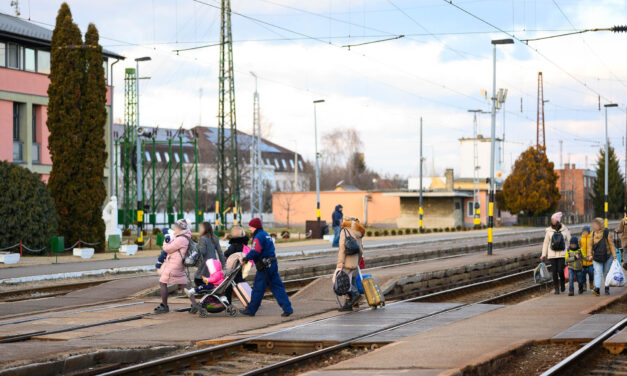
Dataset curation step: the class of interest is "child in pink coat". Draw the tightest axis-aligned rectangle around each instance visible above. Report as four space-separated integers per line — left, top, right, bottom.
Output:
155 219 198 314
185 259 225 296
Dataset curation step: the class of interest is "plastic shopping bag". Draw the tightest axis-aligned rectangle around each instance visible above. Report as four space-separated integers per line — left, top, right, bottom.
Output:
605 260 625 287
534 262 551 283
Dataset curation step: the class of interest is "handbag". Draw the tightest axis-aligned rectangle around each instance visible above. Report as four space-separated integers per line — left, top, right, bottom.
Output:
343 229 361 255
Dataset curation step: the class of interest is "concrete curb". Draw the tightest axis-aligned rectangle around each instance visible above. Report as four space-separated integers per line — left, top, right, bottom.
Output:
0 265 156 285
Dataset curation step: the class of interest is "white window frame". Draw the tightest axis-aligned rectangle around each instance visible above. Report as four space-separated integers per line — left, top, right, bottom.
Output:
155 152 162 162
144 151 151 162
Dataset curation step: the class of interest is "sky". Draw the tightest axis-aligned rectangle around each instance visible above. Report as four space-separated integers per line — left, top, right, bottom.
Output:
3 0 627 179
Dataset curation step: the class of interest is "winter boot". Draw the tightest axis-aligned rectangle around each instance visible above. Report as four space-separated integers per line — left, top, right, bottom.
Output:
338 299 353 312
568 289 574 296
605 286 610 295
578 285 584 294
593 288 600 296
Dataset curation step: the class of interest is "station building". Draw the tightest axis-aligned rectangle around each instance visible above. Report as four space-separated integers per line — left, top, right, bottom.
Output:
555 163 595 221
0 12 123 194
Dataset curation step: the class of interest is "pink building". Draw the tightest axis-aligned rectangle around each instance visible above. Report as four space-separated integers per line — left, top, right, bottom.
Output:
0 12 123 192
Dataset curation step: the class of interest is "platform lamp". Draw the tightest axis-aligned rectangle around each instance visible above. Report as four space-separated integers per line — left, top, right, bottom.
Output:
488 38 513 256
604 103 618 228
313 99 325 225
135 56 151 250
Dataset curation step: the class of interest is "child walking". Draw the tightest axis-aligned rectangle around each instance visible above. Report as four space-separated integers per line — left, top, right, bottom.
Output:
565 237 585 295
580 226 594 290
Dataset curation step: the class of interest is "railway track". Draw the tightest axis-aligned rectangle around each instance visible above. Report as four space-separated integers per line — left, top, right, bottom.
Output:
540 317 627 376
97 267 552 376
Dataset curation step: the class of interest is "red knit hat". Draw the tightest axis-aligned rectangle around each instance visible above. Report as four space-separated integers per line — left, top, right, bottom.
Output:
249 218 262 229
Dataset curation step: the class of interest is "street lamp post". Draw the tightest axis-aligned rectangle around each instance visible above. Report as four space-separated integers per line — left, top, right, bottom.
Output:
605 103 618 228
488 38 513 256
313 100 325 226
135 56 151 250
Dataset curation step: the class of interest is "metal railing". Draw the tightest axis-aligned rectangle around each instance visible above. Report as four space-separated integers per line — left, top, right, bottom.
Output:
518 214 597 227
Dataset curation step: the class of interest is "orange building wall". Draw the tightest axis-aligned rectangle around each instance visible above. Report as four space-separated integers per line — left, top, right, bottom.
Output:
272 191 400 226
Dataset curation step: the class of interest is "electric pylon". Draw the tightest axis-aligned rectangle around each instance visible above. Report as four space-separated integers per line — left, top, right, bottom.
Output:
537 72 546 151
250 72 263 219
122 67 137 230
217 0 241 228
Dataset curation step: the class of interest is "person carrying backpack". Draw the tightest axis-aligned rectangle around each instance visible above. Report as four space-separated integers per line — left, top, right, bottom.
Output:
332 216 365 311
541 212 571 294
155 219 198 314
589 217 618 296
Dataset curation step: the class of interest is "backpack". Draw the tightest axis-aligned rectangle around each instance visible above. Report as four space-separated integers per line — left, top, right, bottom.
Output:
592 229 610 263
333 269 351 296
550 230 565 252
343 228 361 255
177 235 200 267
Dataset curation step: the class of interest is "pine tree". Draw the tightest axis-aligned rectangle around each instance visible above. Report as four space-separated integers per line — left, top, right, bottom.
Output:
79 24 107 251
47 3 85 248
500 146 561 216
591 146 624 218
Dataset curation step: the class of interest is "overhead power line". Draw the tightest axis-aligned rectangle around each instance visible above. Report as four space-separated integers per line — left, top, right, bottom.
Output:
441 0 622 107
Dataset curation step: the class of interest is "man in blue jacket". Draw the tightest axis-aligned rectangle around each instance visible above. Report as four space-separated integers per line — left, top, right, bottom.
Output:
241 218 293 317
332 204 343 247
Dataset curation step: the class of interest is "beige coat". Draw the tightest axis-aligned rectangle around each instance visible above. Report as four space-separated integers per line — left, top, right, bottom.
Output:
541 224 571 259
615 218 627 248
588 229 617 260
336 220 365 270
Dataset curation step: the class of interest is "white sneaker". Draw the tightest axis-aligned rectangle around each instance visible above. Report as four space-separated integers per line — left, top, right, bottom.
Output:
184 288 195 298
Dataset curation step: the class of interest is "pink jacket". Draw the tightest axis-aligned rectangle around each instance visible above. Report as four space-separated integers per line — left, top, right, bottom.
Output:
159 229 191 285
203 259 225 286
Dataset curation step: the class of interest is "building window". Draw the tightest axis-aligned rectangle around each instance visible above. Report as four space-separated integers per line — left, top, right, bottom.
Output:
24 48 35 71
174 153 180 163
37 50 50 74
274 159 280 168
298 160 304 171
102 59 108 82
289 159 295 169
32 106 37 142
155 152 162 162
144 151 151 162
0 42 5 67
466 201 478 217
183 153 190 163
12 103 20 141
164 153 170 162
281 159 287 169
7 43 18 68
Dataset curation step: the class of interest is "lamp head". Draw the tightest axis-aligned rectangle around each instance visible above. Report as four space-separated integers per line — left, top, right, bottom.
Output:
491 38 514 45
135 56 151 62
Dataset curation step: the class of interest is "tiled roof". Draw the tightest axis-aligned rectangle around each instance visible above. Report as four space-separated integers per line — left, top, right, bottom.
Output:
0 12 124 59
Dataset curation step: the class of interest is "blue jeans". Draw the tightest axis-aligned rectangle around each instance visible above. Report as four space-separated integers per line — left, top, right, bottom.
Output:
593 258 613 289
568 268 583 291
332 225 341 247
583 265 594 287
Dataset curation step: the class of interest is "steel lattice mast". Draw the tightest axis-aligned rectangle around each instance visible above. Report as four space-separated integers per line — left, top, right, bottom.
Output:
122 68 137 230
537 72 546 151
217 0 241 228
250 72 263 219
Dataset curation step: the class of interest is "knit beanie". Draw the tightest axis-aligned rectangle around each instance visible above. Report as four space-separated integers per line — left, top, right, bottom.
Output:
249 218 262 230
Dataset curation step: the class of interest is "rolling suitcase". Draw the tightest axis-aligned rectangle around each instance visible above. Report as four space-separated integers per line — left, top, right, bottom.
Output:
233 282 252 308
358 267 385 309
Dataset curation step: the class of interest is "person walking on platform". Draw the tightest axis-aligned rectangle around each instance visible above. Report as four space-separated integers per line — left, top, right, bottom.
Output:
565 237 585 296
580 226 594 290
332 205 344 247
589 217 617 296
155 219 198 314
240 218 293 317
614 213 627 264
333 217 365 311
541 212 570 294
194 222 225 288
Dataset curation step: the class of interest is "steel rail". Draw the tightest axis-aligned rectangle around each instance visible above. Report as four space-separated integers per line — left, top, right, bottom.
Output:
540 317 627 376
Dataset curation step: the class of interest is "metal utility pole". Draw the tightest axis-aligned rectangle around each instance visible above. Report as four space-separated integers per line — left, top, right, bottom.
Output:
559 140 563 169
217 0 241 228
605 103 618 228
468 110 488 226
250 72 263 219
419 117 423 229
537 72 546 151
313 99 325 223
134 57 150 250
488 38 513 256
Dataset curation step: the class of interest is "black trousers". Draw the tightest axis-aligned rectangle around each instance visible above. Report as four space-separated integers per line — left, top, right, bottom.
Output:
550 258 566 292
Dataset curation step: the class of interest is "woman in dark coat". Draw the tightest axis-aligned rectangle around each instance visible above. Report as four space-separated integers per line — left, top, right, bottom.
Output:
193 222 225 287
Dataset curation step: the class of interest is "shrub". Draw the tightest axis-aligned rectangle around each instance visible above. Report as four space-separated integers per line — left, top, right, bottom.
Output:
374 231 380 237
456 225 462 231
280 230 290 239
0 162 58 252
426 229 432 233
382 229 389 236
419 228 425 233
122 229 132 236
412 228 418 234
152 228 162 235
390 229 397 236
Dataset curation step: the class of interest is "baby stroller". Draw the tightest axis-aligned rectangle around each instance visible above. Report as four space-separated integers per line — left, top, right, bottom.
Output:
196 260 243 318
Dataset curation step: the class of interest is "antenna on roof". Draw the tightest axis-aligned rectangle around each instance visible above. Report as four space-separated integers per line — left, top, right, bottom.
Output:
10 1 20 16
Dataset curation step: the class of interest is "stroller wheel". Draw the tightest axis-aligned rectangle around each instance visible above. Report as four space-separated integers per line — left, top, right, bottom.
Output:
226 305 238 317
198 307 209 318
